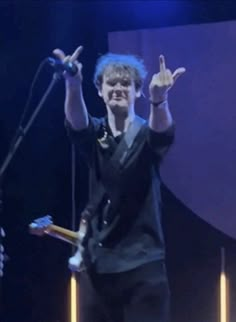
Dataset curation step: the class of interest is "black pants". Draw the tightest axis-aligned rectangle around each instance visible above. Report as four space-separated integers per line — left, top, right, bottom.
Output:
78 260 170 322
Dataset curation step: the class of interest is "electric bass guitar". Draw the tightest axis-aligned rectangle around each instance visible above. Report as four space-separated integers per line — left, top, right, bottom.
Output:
29 215 87 271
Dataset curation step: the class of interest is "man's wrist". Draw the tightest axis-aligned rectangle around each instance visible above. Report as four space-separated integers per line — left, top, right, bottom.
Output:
149 99 167 107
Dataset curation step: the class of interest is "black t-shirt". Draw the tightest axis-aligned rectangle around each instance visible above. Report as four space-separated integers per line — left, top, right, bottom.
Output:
67 115 175 273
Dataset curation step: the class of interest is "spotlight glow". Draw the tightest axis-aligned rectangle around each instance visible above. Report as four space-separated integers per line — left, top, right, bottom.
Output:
70 272 78 322
220 247 229 322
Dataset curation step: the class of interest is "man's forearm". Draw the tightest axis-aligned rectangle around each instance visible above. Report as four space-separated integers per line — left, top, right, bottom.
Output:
148 101 173 133
65 83 89 131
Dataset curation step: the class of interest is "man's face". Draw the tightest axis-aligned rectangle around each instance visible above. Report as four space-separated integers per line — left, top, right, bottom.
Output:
98 69 141 115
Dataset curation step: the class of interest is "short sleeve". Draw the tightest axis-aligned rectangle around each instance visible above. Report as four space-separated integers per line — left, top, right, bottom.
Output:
146 124 175 159
65 116 103 163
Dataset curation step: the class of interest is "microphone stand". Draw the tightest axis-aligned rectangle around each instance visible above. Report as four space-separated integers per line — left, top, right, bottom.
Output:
0 72 61 316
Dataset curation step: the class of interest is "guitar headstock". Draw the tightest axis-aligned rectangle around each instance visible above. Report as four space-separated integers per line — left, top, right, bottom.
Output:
29 215 53 236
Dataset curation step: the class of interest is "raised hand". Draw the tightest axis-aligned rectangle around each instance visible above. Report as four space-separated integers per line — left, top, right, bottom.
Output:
53 45 83 83
149 55 185 104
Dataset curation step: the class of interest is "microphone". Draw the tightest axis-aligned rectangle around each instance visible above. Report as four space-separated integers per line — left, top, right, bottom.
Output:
47 57 78 76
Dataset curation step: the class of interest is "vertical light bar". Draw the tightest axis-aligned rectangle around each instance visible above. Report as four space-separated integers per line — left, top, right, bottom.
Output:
220 247 228 322
70 271 78 322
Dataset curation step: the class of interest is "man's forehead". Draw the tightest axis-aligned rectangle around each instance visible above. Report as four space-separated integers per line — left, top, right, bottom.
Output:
103 66 131 80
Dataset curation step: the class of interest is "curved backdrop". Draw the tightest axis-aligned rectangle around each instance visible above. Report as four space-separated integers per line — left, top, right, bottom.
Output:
109 20 236 239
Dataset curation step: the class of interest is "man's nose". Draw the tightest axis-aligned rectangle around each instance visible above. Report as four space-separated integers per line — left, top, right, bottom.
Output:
113 83 122 90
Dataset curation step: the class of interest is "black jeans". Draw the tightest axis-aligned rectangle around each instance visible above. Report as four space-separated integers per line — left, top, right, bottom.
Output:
78 260 170 322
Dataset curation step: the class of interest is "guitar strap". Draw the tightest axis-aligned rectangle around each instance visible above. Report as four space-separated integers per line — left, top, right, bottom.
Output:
81 115 146 223
70 116 146 271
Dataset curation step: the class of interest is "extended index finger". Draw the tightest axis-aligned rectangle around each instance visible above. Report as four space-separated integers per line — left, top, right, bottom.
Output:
159 54 166 73
71 46 83 61
53 48 66 61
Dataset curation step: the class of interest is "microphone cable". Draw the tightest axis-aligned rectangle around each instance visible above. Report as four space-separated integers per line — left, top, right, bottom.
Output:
8 58 51 153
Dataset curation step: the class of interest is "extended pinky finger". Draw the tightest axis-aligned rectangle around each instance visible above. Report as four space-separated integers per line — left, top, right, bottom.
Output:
172 67 186 82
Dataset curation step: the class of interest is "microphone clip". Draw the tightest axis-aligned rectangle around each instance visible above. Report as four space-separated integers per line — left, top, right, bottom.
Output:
47 57 78 77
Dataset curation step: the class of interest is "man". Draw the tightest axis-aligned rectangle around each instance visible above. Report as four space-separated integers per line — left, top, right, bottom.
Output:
53 46 185 322
0 227 5 277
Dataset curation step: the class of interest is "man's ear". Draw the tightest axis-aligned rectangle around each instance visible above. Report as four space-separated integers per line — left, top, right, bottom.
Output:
135 90 141 98
98 87 103 97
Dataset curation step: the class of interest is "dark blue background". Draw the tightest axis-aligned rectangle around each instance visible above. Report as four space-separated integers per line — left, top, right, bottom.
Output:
0 2 236 322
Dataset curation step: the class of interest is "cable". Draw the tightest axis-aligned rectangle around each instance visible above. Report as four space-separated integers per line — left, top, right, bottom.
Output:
8 58 49 152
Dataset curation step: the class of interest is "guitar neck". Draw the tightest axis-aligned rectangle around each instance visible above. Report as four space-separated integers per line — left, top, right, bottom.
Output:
45 225 79 245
